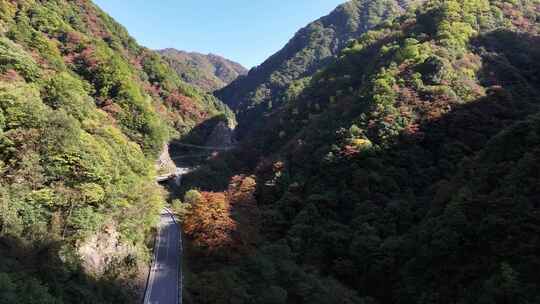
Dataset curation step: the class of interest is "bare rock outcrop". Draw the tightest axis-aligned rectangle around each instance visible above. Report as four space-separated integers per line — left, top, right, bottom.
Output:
205 121 234 147
77 223 135 276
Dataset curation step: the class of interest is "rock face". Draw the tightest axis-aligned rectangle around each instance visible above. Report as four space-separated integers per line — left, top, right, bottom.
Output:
78 224 135 276
205 121 235 147
156 144 178 176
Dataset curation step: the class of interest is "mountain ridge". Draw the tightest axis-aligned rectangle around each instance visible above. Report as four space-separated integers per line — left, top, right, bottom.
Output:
216 0 423 138
176 0 540 303
2 0 540 303
159 48 247 92
0 0 232 302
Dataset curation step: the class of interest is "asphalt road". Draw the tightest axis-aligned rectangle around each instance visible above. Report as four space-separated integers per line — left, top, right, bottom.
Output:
144 210 182 304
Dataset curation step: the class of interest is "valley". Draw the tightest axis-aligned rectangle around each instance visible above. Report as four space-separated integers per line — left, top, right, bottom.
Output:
1 0 540 304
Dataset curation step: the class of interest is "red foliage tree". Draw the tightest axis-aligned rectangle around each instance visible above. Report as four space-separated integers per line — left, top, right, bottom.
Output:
183 192 236 253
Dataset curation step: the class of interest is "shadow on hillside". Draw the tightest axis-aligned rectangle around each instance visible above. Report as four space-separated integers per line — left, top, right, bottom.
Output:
160 114 232 200
176 115 229 147
257 30 540 303
166 114 253 197
174 30 540 304
166 116 227 173
171 29 540 213
0 235 135 303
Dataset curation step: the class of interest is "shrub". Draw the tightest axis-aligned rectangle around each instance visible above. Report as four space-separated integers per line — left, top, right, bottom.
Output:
0 38 40 81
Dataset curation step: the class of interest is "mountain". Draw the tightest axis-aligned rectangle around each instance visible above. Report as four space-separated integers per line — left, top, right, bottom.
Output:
216 0 422 138
3 0 540 303
0 0 232 302
177 0 540 303
159 49 247 92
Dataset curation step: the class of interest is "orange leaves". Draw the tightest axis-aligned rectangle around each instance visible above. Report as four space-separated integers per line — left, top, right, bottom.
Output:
165 91 204 117
101 101 122 120
165 91 194 110
62 31 86 49
162 90 211 125
402 123 425 142
227 175 260 251
183 191 236 253
228 175 257 209
182 175 259 256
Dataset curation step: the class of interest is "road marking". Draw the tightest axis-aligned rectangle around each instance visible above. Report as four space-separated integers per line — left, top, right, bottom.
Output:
143 218 163 304
144 210 181 304
165 208 181 304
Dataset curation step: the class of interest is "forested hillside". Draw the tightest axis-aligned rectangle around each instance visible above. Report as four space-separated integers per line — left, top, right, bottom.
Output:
3 0 540 303
216 0 422 138
0 0 231 302
159 49 247 92
179 0 540 303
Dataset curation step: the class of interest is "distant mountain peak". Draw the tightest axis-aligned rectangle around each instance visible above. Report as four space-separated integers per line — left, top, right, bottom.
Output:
158 48 247 92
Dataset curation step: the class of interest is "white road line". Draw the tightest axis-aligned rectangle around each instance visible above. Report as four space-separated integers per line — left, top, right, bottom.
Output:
143 219 163 304
144 209 181 304
164 208 181 304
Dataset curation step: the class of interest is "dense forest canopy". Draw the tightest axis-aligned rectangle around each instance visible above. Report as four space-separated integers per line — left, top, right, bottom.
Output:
2 0 540 303
159 49 247 93
0 0 232 302
177 0 540 303
216 0 423 139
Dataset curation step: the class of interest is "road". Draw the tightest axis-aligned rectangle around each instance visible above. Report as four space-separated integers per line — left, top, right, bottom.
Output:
143 209 182 304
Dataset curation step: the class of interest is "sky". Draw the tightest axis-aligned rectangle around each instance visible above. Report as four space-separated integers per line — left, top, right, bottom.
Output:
93 0 345 68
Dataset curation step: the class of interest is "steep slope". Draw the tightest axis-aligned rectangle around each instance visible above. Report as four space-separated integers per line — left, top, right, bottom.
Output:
159 48 247 92
179 0 540 303
250 0 540 302
0 0 231 303
216 0 422 138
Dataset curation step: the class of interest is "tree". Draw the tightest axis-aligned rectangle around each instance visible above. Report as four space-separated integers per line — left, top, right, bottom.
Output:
183 190 236 253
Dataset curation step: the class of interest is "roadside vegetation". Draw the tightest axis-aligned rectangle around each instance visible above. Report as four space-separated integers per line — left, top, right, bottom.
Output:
0 0 232 302
180 1 540 303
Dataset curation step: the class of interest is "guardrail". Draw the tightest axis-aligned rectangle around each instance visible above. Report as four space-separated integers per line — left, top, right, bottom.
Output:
172 143 235 151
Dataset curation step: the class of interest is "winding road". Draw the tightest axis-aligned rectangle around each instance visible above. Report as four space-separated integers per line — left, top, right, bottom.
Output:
147 142 232 303
143 209 182 304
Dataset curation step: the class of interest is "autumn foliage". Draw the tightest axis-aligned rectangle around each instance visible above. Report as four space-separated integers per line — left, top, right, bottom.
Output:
182 175 258 255
183 191 236 252
0 0 233 302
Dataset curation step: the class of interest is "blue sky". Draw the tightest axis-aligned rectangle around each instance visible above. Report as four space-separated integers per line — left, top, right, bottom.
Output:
93 0 345 68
